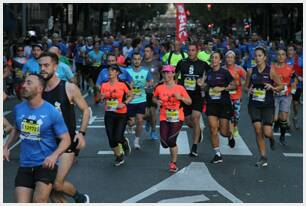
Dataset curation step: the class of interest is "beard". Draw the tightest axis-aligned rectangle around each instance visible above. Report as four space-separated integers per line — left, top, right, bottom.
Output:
40 71 55 81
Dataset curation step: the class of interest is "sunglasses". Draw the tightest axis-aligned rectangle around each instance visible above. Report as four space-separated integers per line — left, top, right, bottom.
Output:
17 49 24 52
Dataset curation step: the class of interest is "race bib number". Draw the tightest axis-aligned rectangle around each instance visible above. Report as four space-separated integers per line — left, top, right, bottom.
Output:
252 89 266 102
166 109 179 123
184 78 196 91
133 87 142 97
209 88 221 100
106 99 119 111
92 62 101 67
229 90 237 95
21 119 40 135
16 68 23 79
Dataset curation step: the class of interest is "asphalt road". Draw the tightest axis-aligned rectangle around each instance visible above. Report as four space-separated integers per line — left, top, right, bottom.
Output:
3 92 303 203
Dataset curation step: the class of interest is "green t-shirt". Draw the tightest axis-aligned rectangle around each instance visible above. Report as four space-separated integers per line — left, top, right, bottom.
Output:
162 51 187 67
197 50 211 65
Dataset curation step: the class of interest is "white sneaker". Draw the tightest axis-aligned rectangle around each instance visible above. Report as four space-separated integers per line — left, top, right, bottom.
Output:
134 137 140 149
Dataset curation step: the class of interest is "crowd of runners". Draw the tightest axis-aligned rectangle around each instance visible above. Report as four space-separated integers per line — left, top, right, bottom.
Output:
3 30 303 202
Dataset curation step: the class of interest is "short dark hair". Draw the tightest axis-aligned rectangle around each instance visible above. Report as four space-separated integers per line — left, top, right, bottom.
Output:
144 45 153 51
39 52 59 64
28 73 47 89
254 46 267 56
188 42 198 49
132 52 141 57
211 50 223 60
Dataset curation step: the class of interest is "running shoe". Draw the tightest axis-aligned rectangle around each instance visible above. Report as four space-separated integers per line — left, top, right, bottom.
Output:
279 135 287 146
210 155 223 164
169 161 178 172
150 131 158 140
133 137 141 149
74 193 90 203
145 121 151 132
114 154 125 166
255 156 268 167
269 138 276 150
228 136 235 148
189 144 198 157
122 137 131 156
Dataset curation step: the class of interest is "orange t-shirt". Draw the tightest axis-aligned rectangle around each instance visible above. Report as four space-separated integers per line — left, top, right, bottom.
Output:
154 83 190 122
100 81 130 114
272 63 295 95
227 65 246 100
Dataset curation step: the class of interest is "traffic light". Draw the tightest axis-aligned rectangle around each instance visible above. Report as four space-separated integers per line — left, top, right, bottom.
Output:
207 4 212 11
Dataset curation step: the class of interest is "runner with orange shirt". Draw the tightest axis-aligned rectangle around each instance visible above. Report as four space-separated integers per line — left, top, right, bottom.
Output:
272 47 297 146
100 64 133 166
224 50 246 138
153 65 191 172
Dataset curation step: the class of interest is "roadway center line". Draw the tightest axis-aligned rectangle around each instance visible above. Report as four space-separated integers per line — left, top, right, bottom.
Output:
283 153 303 157
4 111 11 116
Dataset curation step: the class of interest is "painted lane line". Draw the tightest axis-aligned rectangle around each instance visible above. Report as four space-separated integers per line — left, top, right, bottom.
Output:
158 194 209 203
273 132 291 136
160 131 189 155
123 162 242 203
9 139 22 151
219 135 253 156
4 111 11 116
97 151 114 155
82 93 88 98
283 153 303 157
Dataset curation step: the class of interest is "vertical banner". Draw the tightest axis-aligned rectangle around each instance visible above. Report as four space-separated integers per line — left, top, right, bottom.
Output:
176 3 188 43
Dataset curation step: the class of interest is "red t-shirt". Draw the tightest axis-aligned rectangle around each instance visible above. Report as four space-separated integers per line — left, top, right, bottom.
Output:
227 65 246 100
154 83 190 122
101 81 130 114
272 63 295 95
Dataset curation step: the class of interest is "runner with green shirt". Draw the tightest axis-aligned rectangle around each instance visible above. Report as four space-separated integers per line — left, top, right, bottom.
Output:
126 52 153 149
197 39 213 65
162 40 187 67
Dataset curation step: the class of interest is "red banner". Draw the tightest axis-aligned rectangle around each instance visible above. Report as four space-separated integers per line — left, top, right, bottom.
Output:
176 3 188 43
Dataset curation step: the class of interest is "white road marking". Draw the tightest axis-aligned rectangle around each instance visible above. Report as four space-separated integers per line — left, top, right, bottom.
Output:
219 135 253 156
97 151 114 155
283 153 303 157
273 132 292 136
9 139 22 151
123 162 242 203
160 131 190 155
82 93 88 98
158 194 209 203
4 111 11 116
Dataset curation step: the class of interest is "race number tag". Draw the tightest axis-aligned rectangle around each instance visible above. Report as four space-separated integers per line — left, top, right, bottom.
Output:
21 119 40 135
166 109 179 123
106 99 119 111
229 90 237 95
133 87 142 97
252 89 266 102
209 88 221 100
184 78 196 91
16 68 23 79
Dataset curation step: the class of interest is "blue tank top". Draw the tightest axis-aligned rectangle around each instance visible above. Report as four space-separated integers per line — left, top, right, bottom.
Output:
249 65 274 107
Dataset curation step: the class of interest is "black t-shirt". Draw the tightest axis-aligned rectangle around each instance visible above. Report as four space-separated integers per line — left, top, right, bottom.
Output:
205 68 233 104
176 58 211 97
